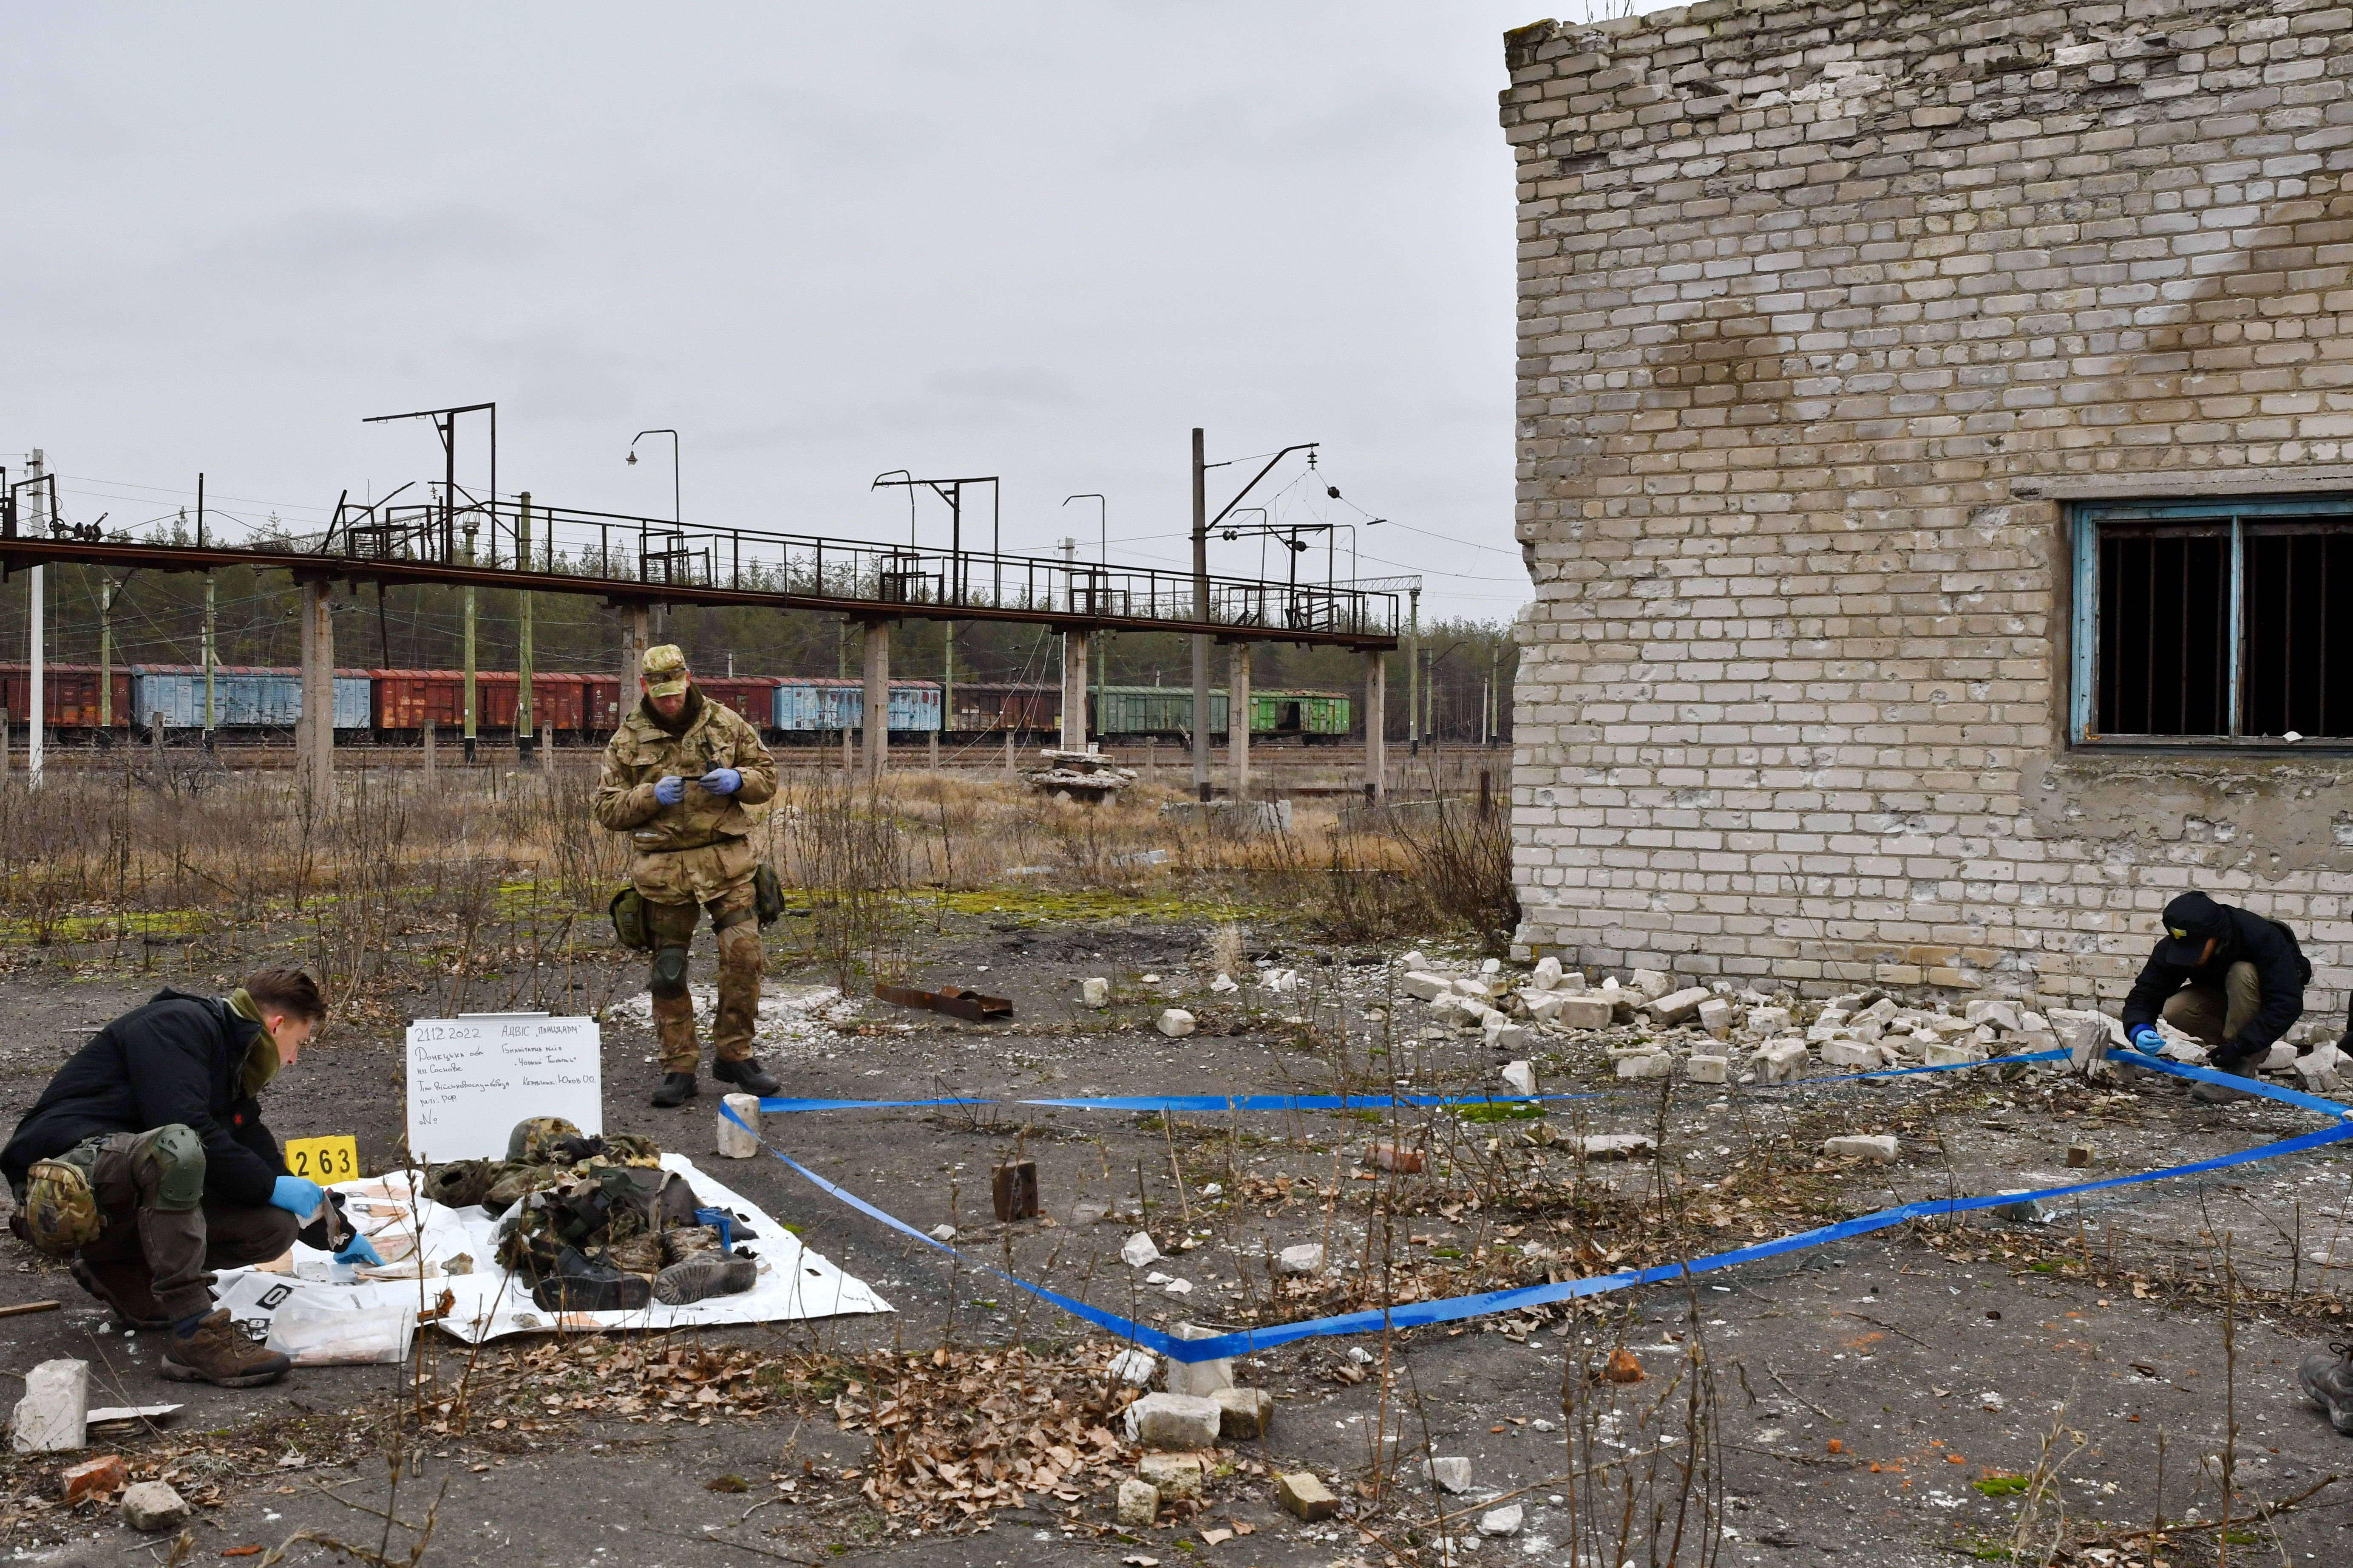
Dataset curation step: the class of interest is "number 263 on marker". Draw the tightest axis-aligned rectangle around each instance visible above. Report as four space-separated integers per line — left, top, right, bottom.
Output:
284 1136 360 1182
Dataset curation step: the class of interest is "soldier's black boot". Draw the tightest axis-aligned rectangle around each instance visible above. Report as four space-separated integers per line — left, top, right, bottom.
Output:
2302 1343 2353 1434
650 1071 699 1108
2191 1052 2260 1104
531 1246 652 1313
713 1056 781 1097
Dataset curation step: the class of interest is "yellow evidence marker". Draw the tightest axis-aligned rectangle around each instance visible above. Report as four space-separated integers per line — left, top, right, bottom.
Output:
283 1135 361 1183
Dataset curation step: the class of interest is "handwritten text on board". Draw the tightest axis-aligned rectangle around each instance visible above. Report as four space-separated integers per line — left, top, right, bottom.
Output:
404 1015 601 1163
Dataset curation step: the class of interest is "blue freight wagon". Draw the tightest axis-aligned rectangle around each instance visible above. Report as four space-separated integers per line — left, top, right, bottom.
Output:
771 678 941 734
131 666 373 730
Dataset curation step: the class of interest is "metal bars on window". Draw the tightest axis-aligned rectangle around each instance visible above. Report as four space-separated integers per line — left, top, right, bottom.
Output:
2071 495 2353 745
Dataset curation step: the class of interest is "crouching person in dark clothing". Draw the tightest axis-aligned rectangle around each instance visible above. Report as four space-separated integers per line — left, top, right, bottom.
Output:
3 970 346 1386
2119 892 2310 1104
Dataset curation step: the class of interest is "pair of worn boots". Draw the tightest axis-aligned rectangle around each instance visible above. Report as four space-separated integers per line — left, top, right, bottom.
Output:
529 1244 759 1312
651 1054 779 1108
71 1257 290 1388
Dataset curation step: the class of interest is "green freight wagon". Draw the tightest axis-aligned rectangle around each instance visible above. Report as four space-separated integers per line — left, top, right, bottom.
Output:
1253 690 1352 739
1090 685 1351 741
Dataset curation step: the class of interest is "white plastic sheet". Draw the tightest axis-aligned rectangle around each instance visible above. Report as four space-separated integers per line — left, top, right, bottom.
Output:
210 1153 891 1350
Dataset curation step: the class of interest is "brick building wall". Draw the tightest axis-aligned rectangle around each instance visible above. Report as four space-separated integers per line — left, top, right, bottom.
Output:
1502 0 2353 1018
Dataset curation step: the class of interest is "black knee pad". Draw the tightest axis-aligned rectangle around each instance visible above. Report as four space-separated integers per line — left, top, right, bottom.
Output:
649 945 691 999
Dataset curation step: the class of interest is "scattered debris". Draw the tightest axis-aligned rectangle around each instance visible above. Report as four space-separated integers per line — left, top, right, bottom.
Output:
1079 977 1111 1008
1123 1393 1222 1449
1479 1503 1524 1537
1212 1387 1272 1441
118 1480 190 1533
1025 746 1139 802
1108 1349 1158 1387
1603 1348 1645 1384
1157 1009 1196 1038
1138 1452 1207 1498
1276 1243 1325 1276
1121 1232 1162 1268
59 1455 125 1505
1427 1456 1474 1493
874 983 1012 1023
1823 1134 1899 1164
1117 1477 1160 1526
991 1158 1039 1222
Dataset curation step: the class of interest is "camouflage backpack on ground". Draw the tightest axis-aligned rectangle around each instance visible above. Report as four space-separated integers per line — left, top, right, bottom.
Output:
420 1159 503 1210
18 1157 104 1257
507 1117 583 1166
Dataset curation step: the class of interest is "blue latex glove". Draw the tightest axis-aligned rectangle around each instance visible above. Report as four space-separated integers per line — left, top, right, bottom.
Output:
2128 1024 2165 1056
653 775 686 806
699 767 742 796
269 1174 325 1218
333 1232 383 1266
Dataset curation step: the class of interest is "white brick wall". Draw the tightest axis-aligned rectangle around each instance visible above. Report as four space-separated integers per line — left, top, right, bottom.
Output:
1503 0 2353 1020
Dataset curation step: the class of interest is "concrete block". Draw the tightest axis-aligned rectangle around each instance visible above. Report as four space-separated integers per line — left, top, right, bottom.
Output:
1400 971 1452 1001
1532 956 1563 991
1163 1323 1234 1399
1647 986 1712 1024
714 1093 760 1159
1500 1060 1537 1096
1615 1053 1673 1079
1819 1038 1885 1070
1276 1243 1325 1275
1753 1040 1809 1082
1426 1456 1474 1493
1108 1349 1157 1386
11 1359 88 1453
1213 1386 1273 1441
1080 977 1110 1008
2260 1041 2298 1072
1824 1134 1899 1164
1139 1452 1208 1497
1925 1041 1986 1069
1276 1472 1339 1521
1965 999 2021 1033
1554 995 1615 1030
1685 1054 1729 1083
1121 1232 1162 1268
1123 1392 1224 1450
1452 976 1493 999
1629 969 1672 1000
120 1480 191 1533
1854 997 1899 1025
1116 1477 1160 1526
1156 1010 1196 1038
2297 1041 2345 1091
1488 1021 1531 1053
1696 997 1732 1039
1745 1007 1790 1036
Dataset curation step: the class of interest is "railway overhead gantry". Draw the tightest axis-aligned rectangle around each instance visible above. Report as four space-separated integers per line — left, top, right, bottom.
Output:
0 486 1404 802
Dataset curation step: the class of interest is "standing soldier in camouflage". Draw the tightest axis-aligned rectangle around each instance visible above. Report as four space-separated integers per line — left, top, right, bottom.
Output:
595 644 783 1107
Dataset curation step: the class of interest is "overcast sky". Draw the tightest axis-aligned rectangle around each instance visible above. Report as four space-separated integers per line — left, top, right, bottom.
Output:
3 5 1563 620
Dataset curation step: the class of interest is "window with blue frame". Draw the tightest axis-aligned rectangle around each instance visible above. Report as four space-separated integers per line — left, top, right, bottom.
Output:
2070 495 2353 744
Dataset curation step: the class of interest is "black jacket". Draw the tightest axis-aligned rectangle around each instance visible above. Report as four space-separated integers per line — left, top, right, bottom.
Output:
0 989 285 1206
2120 906 2309 1058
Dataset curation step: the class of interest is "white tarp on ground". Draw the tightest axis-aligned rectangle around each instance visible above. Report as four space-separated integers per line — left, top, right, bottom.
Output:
212 1153 891 1352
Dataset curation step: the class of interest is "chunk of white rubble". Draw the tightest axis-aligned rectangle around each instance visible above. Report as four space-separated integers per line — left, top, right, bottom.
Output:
1427 1456 1474 1493
1121 1232 1162 1268
1277 1243 1325 1276
1616 1053 1673 1080
1685 1054 1729 1084
1079 977 1110 1008
1209 973 1239 994
10 1360 87 1453
1696 997 1733 1039
1965 999 2022 1033
1500 1061 1537 1096
1753 1039 1809 1082
1400 971 1452 1002
1647 987 1712 1025
1479 1505 1524 1537
1156 1009 1196 1038
1823 1134 1899 1164
1531 956 1563 991
1122 1392 1223 1450
1107 1348 1158 1386
1554 995 1613 1030
1925 1041 1985 1069
1572 1133 1655 1160
1629 969 1673 1001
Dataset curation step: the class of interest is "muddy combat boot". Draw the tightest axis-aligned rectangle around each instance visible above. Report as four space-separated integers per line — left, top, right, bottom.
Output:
2191 1056 2261 1104
71 1256 173 1332
712 1055 781 1097
653 1251 758 1306
531 1245 653 1313
159 1310 292 1387
650 1070 699 1108
2303 1343 2353 1434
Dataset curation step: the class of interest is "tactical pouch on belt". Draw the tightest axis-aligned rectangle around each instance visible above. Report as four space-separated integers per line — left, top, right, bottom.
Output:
609 886 653 951
20 1157 103 1257
753 864 785 930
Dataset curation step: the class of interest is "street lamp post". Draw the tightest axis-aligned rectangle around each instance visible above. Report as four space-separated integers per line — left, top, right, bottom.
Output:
627 430 681 525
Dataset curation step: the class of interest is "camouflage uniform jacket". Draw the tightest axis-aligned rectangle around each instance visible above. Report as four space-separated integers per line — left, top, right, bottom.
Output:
592 689 778 854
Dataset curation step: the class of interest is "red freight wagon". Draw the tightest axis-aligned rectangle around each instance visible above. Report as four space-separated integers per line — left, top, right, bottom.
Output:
694 676 781 730
370 670 590 736
0 663 135 728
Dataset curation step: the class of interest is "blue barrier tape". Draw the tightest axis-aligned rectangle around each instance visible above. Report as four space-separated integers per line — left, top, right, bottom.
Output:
724 1052 2353 1363
751 1047 2077 1119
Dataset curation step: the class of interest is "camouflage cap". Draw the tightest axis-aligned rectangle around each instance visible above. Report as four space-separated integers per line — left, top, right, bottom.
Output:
21 1158 104 1257
506 1116 583 1166
640 644 691 699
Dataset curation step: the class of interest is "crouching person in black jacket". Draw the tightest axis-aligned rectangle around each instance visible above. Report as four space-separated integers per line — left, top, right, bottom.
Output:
2119 892 2310 1105
3 970 339 1386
